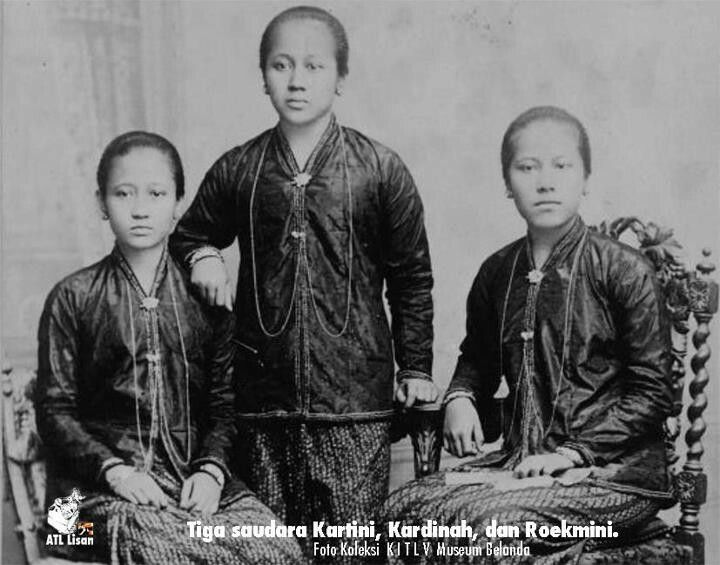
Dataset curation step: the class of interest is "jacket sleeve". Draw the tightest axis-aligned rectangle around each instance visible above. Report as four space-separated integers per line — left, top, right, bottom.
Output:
169 150 242 267
445 263 502 402
191 308 237 479
564 256 673 465
35 284 119 483
379 151 434 381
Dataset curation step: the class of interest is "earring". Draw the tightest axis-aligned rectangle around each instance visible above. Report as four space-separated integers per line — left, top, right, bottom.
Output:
335 87 342 96
101 212 109 220
505 190 513 199
263 84 269 95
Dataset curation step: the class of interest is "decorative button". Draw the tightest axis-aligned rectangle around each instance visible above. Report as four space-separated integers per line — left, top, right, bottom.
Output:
141 297 159 310
293 172 312 188
291 230 306 240
521 331 534 341
146 352 161 364
527 270 544 284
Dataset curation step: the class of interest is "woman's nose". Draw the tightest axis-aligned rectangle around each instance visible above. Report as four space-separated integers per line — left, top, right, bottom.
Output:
537 168 556 192
131 196 149 218
288 67 307 89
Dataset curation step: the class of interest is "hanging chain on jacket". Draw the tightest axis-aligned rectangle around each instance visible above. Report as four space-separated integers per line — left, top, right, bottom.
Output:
119 247 192 475
502 226 589 459
249 128 354 338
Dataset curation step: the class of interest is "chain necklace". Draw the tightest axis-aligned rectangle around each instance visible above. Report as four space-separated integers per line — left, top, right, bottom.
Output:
502 227 588 451
249 127 354 338
119 247 192 474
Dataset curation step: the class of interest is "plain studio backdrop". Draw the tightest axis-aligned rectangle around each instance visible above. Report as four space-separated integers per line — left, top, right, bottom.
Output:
2 0 719 561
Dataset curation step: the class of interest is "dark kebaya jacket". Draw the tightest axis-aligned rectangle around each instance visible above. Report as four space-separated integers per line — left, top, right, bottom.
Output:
446 218 674 496
170 118 434 420
36 249 236 500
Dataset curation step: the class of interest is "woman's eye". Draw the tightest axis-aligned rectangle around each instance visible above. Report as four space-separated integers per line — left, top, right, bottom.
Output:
515 163 535 172
307 62 323 71
114 190 128 198
150 190 166 198
555 162 572 170
272 61 289 71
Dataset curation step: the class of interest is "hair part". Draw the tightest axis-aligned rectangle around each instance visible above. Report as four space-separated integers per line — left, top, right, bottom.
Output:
259 5 349 78
501 106 591 185
96 131 185 199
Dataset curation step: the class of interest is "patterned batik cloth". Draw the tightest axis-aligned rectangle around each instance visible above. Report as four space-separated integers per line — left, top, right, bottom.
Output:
50 462 306 565
235 419 392 562
378 471 662 565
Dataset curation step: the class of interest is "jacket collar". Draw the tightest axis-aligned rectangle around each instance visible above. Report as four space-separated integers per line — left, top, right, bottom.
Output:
272 114 340 179
525 215 587 272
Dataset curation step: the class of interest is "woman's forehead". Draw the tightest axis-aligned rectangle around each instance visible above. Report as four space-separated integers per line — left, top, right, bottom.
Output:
513 120 581 154
269 18 335 56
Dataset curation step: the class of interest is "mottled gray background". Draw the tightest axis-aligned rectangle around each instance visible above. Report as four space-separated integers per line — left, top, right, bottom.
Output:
2 1 719 562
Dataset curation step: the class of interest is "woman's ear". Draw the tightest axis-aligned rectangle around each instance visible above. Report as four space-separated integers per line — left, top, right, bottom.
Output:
335 76 346 97
263 83 269 95
172 196 185 221
95 190 109 220
505 189 513 199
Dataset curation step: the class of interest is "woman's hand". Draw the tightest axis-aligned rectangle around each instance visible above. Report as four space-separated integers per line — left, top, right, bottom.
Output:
180 473 222 518
513 453 575 478
395 378 438 408
443 397 484 457
191 256 234 311
106 466 170 509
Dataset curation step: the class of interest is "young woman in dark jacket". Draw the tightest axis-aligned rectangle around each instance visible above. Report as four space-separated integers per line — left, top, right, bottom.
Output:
380 106 674 564
169 6 436 557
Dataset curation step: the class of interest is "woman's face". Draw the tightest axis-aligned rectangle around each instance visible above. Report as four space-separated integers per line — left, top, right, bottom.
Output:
506 120 588 234
99 147 181 253
263 19 343 129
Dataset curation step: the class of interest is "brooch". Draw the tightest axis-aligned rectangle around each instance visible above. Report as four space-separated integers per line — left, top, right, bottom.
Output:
141 297 159 310
146 352 161 364
527 270 544 284
293 172 312 188
520 330 534 342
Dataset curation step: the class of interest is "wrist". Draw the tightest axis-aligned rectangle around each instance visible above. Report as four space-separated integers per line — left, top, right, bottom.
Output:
189 246 223 269
555 446 585 467
105 465 135 489
199 463 225 488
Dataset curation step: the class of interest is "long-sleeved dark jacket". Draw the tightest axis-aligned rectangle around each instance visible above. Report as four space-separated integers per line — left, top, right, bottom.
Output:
446 217 674 496
170 118 434 420
36 248 236 501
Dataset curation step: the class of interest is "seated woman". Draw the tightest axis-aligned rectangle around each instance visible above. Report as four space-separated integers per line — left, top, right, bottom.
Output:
380 106 675 563
36 132 305 564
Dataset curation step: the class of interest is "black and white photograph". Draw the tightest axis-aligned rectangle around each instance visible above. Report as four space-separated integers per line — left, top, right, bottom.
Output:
1 1 719 564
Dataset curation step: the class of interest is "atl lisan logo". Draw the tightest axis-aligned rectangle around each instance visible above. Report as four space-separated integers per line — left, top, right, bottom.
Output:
46 488 94 547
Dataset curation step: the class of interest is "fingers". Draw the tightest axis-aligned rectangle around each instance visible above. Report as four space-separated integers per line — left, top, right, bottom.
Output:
395 385 407 405
471 416 484 450
180 477 194 509
225 281 235 312
404 387 417 408
458 429 477 456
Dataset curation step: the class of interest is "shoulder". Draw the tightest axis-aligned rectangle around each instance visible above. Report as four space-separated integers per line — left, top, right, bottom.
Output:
469 238 525 296
584 229 656 278
206 129 274 176
340 126 409 178
41 256 110 316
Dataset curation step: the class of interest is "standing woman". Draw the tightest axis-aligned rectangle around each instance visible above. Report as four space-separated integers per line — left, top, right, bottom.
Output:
36 132 304 564
170 5 436 547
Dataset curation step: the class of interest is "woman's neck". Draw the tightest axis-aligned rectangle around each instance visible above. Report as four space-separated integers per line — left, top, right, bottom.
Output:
279 113 333 171
528 216 578 269
117 242 165 294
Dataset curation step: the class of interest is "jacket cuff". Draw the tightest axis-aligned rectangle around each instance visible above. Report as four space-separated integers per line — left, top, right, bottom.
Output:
442 388 476 407
191 456 231 481
559 442 596 466
96 456 126 482
396 369 433 383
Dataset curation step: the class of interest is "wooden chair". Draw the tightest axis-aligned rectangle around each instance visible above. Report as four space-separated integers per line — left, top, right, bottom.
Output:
2 365 104 565
403 218 717 565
